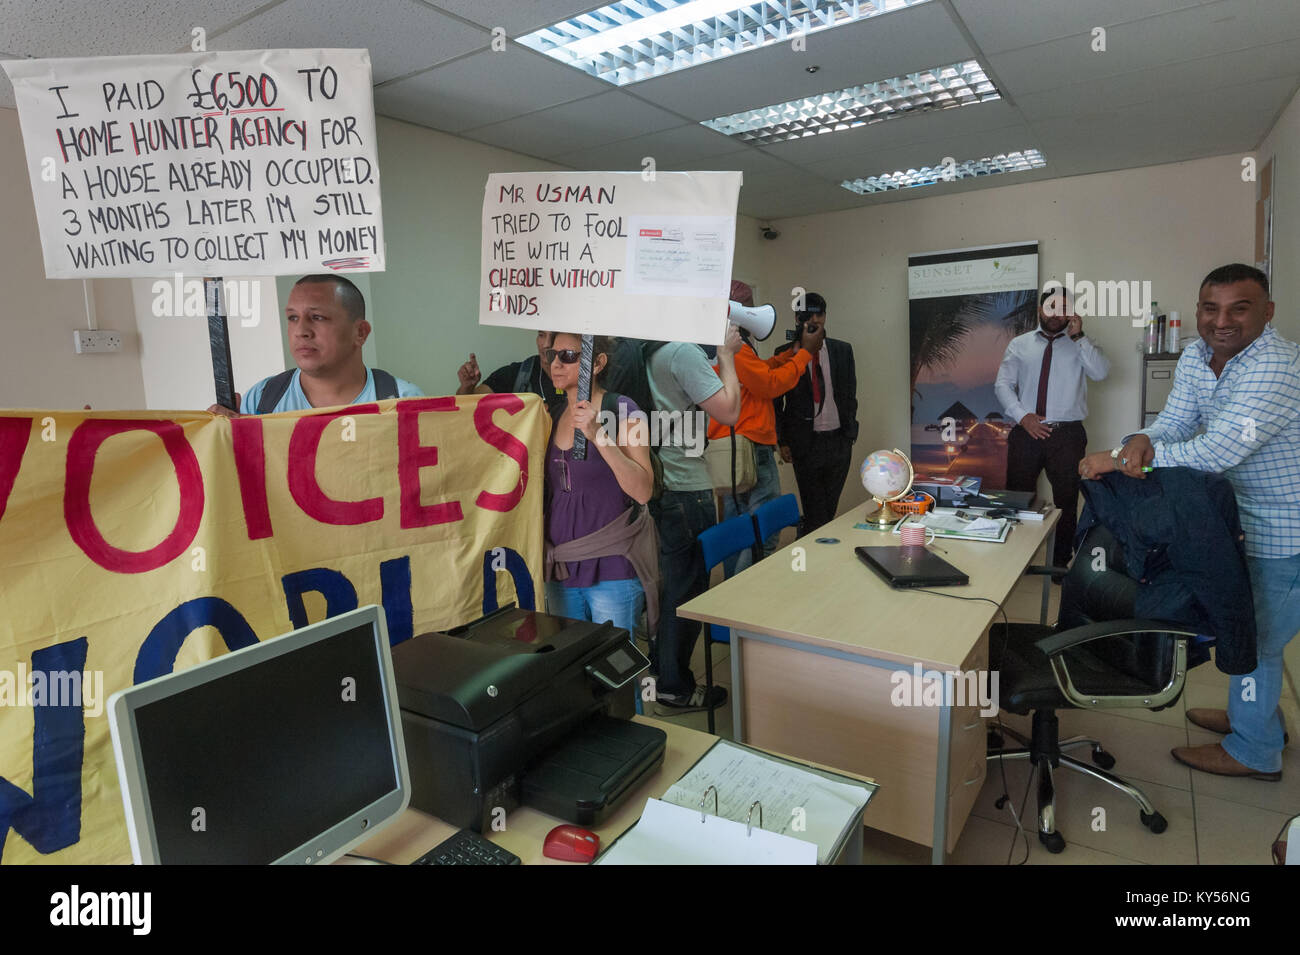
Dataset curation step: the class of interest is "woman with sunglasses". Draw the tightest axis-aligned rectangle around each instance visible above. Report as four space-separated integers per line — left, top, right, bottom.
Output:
543 333 660 646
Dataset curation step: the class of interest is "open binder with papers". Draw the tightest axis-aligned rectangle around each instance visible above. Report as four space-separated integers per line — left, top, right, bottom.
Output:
595 740 877 865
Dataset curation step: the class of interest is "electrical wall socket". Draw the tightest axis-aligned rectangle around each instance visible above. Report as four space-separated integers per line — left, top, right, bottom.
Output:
74 329 123 354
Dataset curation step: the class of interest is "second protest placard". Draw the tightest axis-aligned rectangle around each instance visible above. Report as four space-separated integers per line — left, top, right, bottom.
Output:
480 171 741 345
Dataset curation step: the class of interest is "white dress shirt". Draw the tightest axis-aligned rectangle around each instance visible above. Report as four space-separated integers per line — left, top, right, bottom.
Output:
812 345 841 432
995 327 1110 424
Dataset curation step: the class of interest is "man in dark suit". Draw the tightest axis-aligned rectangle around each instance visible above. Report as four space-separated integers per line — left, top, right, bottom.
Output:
774 292 859 533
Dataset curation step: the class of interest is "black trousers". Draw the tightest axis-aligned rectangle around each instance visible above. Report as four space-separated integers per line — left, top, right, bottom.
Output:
1005 421 1087 567
791 431 853 535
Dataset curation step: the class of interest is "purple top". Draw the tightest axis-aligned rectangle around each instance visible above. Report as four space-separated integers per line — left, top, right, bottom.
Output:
546 395 641 587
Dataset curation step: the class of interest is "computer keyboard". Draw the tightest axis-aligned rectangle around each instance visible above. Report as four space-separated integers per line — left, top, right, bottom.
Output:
411 829 521 866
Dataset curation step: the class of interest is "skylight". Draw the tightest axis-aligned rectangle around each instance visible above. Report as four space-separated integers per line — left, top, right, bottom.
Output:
701 60 998 144
518 0 933 86
840 149 1047 194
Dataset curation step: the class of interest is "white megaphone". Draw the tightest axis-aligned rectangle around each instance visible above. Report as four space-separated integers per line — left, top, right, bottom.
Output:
727 300 777 341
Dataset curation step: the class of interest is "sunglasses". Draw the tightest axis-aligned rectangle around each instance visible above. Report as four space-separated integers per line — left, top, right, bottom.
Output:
544 348 581 365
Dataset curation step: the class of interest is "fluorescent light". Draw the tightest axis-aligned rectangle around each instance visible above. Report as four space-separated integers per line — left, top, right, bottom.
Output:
518 0 934 86
840 149 1047 194
702 60 998 144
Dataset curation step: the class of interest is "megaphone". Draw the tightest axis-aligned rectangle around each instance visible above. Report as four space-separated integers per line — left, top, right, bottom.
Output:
727 300 777 341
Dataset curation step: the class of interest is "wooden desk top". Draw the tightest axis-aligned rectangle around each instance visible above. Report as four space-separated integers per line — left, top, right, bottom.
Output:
679 507 1060 670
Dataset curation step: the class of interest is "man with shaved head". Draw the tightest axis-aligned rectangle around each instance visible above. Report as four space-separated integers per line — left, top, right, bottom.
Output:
208 274 422 415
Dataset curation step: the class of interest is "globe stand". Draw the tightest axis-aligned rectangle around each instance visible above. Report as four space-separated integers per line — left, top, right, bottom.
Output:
862 496 901 530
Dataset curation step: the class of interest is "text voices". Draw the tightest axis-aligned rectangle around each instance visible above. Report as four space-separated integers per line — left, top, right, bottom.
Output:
0 395 530 575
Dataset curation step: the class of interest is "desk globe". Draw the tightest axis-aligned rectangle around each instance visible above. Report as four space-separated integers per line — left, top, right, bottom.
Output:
861 448 914 530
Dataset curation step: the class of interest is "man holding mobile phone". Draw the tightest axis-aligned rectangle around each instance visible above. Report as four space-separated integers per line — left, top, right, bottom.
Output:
995 287 1110 567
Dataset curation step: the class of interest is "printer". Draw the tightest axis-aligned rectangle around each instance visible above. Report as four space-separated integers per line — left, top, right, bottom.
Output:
392 607 664 831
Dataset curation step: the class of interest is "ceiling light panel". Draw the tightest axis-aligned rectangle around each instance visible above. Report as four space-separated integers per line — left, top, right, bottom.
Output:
841 148 1047 193
518 0 933 86
702 59 998 144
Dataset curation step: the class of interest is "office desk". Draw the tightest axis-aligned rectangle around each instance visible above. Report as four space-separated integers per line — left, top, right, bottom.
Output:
352 715 874 865
678 508 1059 864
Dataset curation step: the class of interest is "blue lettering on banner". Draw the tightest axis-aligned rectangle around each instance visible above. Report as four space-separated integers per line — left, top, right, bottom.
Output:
378 556 413 646
281 567 359 629
133 597 260 683
0 637 88 856
482 547 535 614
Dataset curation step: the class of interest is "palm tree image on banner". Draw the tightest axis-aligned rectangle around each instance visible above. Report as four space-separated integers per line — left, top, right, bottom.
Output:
908 244 1039 489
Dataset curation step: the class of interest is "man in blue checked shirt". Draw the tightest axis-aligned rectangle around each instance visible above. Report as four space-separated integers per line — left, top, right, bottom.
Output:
1080 263 1300 781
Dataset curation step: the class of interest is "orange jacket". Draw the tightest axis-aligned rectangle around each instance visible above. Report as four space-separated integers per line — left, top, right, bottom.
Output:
709 344 813 446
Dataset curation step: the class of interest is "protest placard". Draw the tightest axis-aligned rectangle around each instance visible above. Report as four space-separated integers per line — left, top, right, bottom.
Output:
4 49 385 278
480 171 741 344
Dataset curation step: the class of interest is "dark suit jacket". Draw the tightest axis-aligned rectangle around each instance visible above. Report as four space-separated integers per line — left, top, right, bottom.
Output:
773 337 859 455
1076 468 1256 675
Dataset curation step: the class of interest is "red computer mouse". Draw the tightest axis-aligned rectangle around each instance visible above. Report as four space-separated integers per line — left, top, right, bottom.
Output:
543 824 600 863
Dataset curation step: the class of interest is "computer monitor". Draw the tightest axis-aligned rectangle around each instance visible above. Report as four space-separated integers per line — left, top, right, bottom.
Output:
108 605 410 864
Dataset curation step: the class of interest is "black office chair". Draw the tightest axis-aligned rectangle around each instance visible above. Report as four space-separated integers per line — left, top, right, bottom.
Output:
987 524 1200 853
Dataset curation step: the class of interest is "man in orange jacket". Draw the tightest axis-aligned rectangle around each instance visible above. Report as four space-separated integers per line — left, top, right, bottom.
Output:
710 280 819 576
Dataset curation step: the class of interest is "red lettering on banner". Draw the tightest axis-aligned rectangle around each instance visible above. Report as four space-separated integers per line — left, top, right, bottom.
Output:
287 405 383 525
231 416 273 540
0 417 34 524
396 397 464 529
473 393 528 513
64 419 204 573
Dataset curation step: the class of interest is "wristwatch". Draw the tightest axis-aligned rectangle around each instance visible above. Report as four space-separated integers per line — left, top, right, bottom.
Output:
1070 332 1085 341
1111 445 1126 466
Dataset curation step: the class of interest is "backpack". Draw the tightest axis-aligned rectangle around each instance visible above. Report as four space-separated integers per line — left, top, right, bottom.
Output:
256 368 398 414
550 389 664 502
511 355 537 394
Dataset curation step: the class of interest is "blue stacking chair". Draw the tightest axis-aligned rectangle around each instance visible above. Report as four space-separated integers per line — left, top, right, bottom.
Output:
696 514 757 733
755 494 801 551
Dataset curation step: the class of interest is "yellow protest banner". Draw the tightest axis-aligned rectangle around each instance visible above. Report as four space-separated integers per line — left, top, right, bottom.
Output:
0 393 546 864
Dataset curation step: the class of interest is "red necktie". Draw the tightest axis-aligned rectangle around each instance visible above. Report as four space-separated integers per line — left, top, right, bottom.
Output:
810 359 823 406
1035 333 1062 418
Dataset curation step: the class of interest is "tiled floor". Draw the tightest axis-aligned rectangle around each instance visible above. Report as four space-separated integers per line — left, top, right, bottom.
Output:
645 568 1300 865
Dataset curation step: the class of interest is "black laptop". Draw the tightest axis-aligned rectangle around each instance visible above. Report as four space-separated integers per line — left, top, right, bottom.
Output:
855 546 969 589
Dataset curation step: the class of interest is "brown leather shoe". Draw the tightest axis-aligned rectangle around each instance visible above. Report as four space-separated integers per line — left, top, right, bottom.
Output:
1186 707 1289 743
1171 742 1281 780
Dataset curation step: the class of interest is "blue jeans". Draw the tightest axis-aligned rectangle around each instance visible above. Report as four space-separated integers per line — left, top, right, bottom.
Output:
545 577 645 638
1222 553 1300 772
649 488 716 697
721 444 782 578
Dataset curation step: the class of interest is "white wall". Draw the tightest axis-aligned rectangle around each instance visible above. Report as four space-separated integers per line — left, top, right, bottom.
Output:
754 154 1256 517
131 276 285 411
0 108 145 410
1257 86 1300 339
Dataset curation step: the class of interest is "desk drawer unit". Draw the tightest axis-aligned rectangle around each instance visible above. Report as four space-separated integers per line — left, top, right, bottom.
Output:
735 630 990 854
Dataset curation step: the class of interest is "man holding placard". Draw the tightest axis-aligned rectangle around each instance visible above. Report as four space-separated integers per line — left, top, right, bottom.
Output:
648 324 743 712
209 274 422 415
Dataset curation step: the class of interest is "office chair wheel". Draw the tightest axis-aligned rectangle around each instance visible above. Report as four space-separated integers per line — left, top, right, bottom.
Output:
1090 748 1116 770
1140 810 1167 834
1038 830 1066 854
994 795 1008 810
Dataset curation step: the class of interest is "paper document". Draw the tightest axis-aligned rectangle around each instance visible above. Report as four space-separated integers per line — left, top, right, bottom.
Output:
595 798 817 865
892 513 1011 543
624 215 732 296
658 740 873 864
